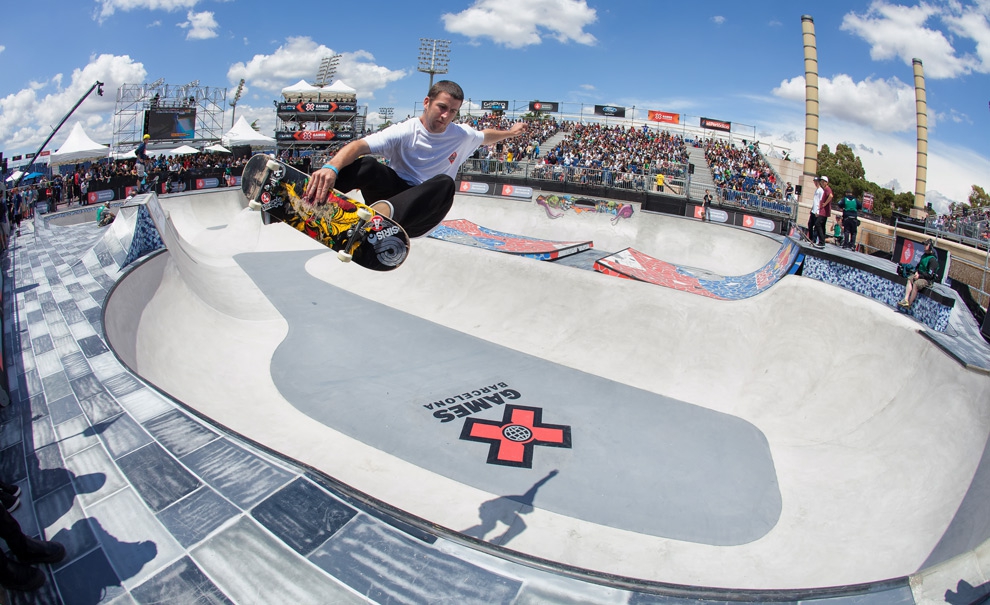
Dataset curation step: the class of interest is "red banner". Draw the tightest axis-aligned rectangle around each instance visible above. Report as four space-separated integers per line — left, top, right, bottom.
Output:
648 110 680 124
863 192 874 211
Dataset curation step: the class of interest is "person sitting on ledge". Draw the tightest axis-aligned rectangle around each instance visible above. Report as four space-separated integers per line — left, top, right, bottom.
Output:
899 239 939 308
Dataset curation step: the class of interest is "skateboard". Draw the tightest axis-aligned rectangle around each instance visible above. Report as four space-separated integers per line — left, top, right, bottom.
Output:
241 155 410 271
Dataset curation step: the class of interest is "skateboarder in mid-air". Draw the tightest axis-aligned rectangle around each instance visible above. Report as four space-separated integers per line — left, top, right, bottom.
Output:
304 80 526 238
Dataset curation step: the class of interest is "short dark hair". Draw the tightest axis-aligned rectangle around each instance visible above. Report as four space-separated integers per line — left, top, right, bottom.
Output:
428 80 464 102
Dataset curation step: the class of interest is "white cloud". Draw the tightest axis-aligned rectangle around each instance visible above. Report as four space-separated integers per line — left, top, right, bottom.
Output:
753 107 990 207
178 10 218 40
840 0 989 78
773 73 916 133
712 15 726 25
0 46 5 54
442 0 597 49
96 0 198 22
0 54 147 153
227 37 406 98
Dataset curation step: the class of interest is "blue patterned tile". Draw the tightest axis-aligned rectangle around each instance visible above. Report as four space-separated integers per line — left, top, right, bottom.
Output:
157 487 240 548
31 333 54 354
96 413 153 459
27 442 72 499
251 478 356 556
143 409 218 458
48 393 84 425
180 438 293 509
35 483 100 566
77 334 109 358
103 373 144 399
60 351 92 380
117 443 201 512
69 373 105 401
41 371 73 403
78 391 126 426
53 546 125 605
131 556 232 605
0 441 27 483
310 517 523 604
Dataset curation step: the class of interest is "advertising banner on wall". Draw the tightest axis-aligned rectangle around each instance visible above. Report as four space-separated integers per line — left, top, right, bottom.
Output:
275 131 354 143
862 192 874 211
529 101 559 112
648 110 680 124
594 105 626 118
482 100 509 111
700 117 731 132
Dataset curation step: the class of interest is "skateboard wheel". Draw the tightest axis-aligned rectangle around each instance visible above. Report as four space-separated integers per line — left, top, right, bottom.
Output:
357 207 372 221
249 200 262 210
337 250 353 263
265 160 280 171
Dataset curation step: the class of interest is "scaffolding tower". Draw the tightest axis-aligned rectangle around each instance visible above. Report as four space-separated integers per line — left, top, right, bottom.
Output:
274 82 366 163
111 79 227 154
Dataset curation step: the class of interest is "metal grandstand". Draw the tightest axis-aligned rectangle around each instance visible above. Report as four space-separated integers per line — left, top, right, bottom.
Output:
111 79 227 154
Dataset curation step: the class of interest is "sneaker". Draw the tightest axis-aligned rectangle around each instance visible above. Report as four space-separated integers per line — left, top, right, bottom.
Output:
897 299 910 308
0 492 19 513
14 536 65 566
0 560 44 592
0 483 21 499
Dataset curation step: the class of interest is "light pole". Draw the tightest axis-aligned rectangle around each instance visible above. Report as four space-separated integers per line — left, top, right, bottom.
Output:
316 54 341 87
230 78 245 128
417 38 451 90
378 106 394 129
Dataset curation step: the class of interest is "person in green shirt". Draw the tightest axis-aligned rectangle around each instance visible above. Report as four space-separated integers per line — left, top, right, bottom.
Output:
898 239 940 308
839 191 862 250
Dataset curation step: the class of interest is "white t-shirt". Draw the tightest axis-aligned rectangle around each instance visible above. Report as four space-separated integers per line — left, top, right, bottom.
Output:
363 118 485 185
812 186 823 215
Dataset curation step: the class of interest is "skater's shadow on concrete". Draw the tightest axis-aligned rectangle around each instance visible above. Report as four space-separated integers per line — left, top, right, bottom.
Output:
462 470 558 546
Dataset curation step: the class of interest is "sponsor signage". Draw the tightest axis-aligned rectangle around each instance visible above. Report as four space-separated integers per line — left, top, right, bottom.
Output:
700 117 731 132
276 102 357 114
196 178 221 190
742 214 777 232
459 181 491 194
594 105 626 118
500 184 533 199
275 131 354 143
862 192 874 211
648 110 680 124
692 205 729 223
88 189 115 204
12 155 22 161
482 100 509 111
39 151 50 157
529 101 559 112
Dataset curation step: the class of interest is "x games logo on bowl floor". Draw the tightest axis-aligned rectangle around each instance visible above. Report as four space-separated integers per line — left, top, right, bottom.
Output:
460 405 572 468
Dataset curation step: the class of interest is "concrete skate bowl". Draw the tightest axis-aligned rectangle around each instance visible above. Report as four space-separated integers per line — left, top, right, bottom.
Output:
102 189 990 599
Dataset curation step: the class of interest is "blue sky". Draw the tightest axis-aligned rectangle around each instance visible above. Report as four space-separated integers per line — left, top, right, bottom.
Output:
1 0 988 212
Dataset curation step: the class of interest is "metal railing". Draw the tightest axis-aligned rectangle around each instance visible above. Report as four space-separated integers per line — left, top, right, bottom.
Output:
457 159 689 195
924 217 990 251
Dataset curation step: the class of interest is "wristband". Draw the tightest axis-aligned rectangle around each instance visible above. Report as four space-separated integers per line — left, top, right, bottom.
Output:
322 164 339 175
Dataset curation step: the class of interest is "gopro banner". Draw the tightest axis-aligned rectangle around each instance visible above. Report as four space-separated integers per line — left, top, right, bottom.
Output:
529 101 559 112
482 100 509 111
700 117 731 132
594 105 626 118
648 110 680 124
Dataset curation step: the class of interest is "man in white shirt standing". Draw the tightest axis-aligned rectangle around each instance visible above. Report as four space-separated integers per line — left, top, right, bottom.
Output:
305 80 526 237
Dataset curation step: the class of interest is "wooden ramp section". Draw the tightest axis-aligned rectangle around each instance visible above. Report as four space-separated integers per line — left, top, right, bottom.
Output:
594 238 800 300
429 219 592 260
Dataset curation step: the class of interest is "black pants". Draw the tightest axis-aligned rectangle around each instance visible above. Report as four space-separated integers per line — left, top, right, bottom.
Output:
842 216 858 248
0 505 29 566
814 214 828 245
335 157 456 238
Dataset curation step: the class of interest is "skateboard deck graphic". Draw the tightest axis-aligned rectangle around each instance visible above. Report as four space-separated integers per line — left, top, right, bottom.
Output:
241 155 409 271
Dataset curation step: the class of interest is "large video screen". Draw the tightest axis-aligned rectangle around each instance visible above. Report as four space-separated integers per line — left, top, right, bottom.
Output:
144 107 197 141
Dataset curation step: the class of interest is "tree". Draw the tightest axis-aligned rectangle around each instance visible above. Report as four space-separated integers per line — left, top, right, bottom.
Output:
970 185 990 208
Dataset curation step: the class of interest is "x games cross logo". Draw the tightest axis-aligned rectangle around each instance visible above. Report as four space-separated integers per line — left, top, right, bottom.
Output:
460 405 571 468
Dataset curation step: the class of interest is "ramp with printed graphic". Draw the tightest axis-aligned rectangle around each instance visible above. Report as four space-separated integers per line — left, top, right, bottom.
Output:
429 219 592 260
594 238 800 300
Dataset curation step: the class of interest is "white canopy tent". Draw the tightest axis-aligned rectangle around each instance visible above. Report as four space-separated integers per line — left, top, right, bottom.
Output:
49 123 109 167
204 144 231 154
166 145 200 156
221 116 275 148
324 80 357 96
281 79 321 100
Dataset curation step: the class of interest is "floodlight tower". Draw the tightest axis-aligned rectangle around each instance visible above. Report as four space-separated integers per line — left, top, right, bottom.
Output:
230 78 245 127
316 54 341 86
379 106 394 126
417 38 451 90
